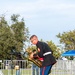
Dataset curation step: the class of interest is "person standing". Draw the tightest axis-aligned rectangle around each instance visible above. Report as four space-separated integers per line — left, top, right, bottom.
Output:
32 63 39 75
30 35 56 75
32 50 39 75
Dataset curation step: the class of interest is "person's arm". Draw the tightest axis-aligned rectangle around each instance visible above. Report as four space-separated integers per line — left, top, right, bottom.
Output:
37 43 44 58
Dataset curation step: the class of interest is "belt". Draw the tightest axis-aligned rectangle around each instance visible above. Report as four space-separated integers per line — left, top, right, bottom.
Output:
43 52 52 56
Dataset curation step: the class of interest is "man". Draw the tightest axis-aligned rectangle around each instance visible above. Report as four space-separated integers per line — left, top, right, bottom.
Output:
30 35 56 75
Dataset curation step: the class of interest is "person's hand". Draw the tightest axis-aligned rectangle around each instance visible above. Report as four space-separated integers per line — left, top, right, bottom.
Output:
38 48 40 52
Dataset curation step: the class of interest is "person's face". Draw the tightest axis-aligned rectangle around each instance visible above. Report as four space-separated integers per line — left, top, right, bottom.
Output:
30 36 38 45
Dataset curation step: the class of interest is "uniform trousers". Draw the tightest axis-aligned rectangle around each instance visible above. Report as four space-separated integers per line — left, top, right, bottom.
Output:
40 65 52 75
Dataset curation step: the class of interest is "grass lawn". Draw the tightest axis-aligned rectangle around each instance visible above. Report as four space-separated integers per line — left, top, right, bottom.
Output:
2 69 32 75
1 69 73 75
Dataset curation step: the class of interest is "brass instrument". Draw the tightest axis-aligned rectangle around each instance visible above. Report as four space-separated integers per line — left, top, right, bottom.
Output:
24 50 42 68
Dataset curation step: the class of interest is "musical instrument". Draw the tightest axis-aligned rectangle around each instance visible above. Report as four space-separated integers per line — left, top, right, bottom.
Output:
24 50 42 68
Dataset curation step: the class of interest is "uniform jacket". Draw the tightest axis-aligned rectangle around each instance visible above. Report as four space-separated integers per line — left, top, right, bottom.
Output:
35 41 56 67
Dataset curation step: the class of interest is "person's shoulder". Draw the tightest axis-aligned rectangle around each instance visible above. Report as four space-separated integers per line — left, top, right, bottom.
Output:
38 41 45 44
37 41 48 46
39 41 48 46
38 41 45 43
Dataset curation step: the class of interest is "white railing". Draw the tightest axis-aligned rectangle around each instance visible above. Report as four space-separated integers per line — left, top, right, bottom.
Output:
0 60 75 75
50 60 75 75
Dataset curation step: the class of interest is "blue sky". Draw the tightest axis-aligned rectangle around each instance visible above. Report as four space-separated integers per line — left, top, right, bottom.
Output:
0 0 75 45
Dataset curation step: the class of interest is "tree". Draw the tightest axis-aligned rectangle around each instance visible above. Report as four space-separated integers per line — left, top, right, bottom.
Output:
0 14 29 60
0 15 15 59
57 30 75 50
11 14 20 23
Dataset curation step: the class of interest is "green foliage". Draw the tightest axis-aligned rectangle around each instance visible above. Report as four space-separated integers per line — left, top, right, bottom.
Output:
0 22 15 59
57 30 75 50
0 14 29 60
0 16 7 25
11 14 20 22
